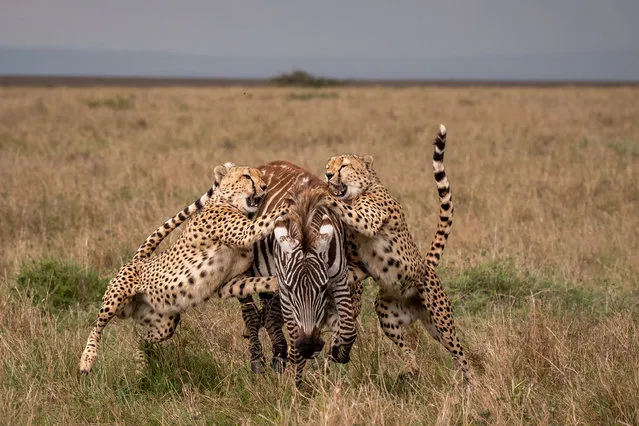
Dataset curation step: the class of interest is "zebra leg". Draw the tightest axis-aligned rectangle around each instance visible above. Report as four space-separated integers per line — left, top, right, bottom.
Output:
327 276 357 364
325 302 341 357
238 296 266 374
285 324 307 388
346 262 369 320
259 292 288 373
218 274 278 299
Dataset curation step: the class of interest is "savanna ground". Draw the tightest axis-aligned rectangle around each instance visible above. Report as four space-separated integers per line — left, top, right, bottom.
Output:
0 85 638 425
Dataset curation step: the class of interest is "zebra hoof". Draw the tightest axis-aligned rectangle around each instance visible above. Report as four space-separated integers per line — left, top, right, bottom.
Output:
250 360 266 374
398 371 417 381
329 345 351 364
270 357 286 374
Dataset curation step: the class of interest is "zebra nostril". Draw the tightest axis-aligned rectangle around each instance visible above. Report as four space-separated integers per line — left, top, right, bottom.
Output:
296 334 325 359
325 172 334 180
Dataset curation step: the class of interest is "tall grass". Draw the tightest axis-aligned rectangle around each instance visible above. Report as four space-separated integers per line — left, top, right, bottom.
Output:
1 85 638 424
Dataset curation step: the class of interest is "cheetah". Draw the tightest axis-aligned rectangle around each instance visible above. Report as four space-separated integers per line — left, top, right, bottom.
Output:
79 162 289 374
324 125 472 381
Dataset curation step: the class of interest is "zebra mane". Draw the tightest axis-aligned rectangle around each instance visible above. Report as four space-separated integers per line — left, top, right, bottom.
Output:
284 184 329 252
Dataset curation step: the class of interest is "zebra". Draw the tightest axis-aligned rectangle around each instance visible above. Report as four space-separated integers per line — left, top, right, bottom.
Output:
218 161 358 386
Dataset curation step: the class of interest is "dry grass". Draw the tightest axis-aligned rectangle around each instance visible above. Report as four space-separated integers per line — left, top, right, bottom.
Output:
1 86 638 424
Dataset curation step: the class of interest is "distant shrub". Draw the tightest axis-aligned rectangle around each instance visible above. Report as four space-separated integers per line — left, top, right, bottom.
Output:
86 95 135 110
287 92 340 101
271 70 345 87
16 258 109 313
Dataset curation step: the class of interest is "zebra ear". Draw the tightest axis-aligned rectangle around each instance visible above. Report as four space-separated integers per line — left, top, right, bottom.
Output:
315 215 334 255
274 220 299 254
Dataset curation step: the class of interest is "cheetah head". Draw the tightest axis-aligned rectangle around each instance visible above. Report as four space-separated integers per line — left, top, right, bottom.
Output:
214 162 267 214
324 154 375 201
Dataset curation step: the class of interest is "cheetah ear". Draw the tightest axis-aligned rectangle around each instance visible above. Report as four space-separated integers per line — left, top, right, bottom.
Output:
274 220 299 254
213 164 230 187
314 215 334 257
362 155 374 168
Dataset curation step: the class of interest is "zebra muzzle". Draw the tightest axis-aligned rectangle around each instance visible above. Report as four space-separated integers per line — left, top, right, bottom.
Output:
295 332 325 359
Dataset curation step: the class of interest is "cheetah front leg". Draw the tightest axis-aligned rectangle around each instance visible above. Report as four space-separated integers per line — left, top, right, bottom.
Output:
211 206 290 249
218 274 279 299
79 269 136 374
326 194 389 238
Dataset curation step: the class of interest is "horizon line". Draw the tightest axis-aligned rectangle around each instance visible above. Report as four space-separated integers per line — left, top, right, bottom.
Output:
1 74 638 88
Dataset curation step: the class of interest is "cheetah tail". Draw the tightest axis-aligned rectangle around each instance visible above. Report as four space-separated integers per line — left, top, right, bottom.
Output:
425 124 453 268
132 186 215 261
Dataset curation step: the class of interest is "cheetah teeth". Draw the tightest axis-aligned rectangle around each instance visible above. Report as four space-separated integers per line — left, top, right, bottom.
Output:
247 195 262 207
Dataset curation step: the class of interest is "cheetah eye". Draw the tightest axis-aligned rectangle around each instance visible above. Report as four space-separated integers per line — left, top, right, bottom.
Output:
243 174 251 179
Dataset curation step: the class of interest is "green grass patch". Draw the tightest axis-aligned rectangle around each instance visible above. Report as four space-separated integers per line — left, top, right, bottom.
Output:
442 259 625 316
608 140 639 158
15 258 109 314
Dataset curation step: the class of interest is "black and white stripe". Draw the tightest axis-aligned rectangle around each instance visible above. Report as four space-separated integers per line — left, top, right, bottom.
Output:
241 161 356 383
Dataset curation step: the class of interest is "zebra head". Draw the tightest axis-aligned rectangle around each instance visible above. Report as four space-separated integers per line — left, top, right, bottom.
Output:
273 214 334 359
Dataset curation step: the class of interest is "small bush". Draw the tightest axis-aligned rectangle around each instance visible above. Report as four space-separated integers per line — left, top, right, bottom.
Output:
287 92 340 101
86 95 135 110
15 258 109 313
271 70 345 87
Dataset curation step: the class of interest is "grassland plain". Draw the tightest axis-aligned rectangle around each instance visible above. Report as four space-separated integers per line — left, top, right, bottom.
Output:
0 85 638 425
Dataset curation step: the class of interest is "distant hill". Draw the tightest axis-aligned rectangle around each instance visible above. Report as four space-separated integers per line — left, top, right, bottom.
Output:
1 45 638 81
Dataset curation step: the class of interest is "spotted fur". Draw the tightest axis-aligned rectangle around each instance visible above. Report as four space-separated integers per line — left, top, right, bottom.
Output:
79 163 289 374
324 124 472 381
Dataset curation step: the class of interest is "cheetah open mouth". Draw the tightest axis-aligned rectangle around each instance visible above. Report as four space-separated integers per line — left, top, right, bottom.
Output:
247 195 262 208
329 182 347 198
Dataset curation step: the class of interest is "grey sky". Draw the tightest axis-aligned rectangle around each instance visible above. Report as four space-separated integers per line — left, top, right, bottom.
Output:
1 1 638 79
1 0 638 57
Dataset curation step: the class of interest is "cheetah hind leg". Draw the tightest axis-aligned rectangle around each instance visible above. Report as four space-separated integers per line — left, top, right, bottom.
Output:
79 273 136 374
374 292 420 378
416 280 473 383
132 305 181 374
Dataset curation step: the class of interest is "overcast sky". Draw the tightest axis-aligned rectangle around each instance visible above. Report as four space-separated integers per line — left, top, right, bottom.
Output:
2 0 638 57
1 1 638 79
